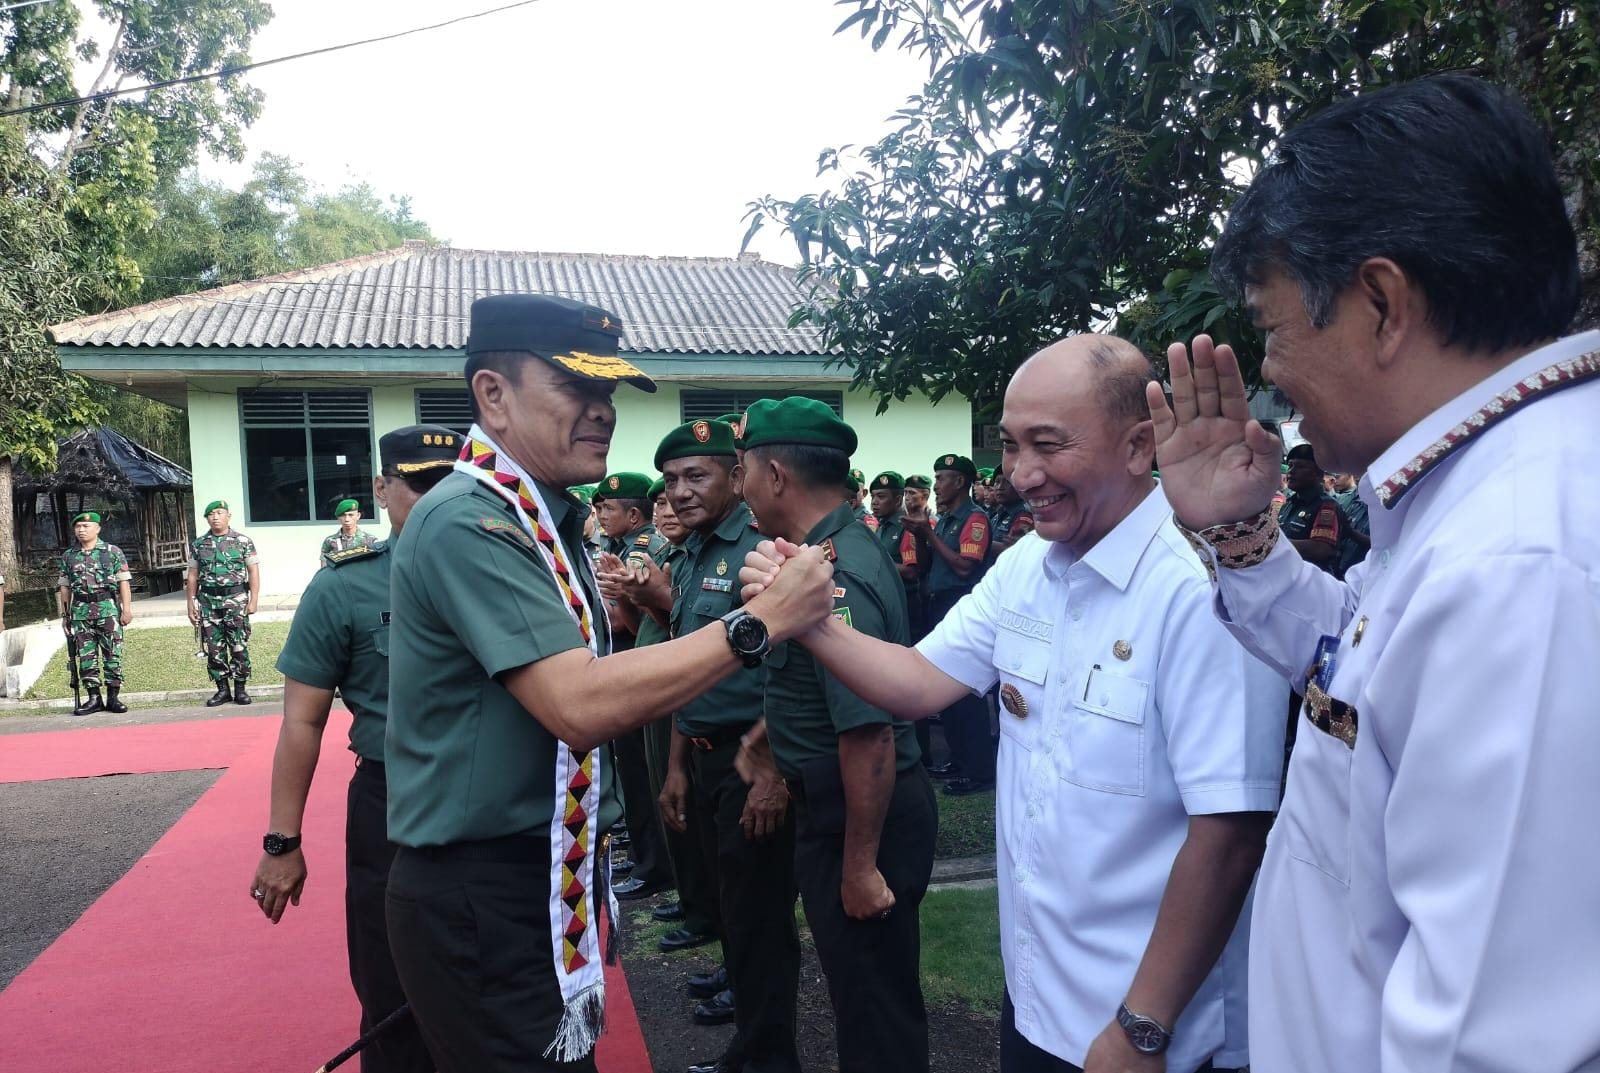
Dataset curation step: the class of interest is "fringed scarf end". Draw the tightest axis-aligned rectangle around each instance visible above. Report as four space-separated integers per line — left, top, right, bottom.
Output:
543 983 607 1063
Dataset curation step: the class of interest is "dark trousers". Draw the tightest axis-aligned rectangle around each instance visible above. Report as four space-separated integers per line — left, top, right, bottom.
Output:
346 761 434 1073
690 737 801 1073
1000 993 1221 1073
904 585 935 767
929 589 996 784
613 727 670 886
387 838 597 1073
794 765 938 1073
644 715 718 936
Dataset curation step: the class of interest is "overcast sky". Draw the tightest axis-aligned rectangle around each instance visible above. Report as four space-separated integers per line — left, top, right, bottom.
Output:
80 0 931 265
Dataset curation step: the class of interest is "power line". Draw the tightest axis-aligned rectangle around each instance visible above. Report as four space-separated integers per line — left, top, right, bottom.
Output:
0 0 545 120
0 0 62 14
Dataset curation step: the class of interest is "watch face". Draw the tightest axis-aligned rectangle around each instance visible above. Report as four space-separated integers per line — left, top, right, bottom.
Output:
1128 1020 1167 1054
731 615 766 653
264 833 284 854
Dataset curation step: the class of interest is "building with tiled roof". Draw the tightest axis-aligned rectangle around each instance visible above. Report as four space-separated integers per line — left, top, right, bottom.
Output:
53 243 973 592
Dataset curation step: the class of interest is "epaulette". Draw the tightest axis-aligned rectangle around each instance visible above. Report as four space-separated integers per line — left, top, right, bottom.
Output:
633 533 652 547
326 541 388 568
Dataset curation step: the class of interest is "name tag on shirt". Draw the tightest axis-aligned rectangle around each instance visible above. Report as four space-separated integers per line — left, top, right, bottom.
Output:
1309 634 1341 693
701 578 734 593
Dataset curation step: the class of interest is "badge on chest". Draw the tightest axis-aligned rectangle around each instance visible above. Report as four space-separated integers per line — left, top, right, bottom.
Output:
701 577 734 593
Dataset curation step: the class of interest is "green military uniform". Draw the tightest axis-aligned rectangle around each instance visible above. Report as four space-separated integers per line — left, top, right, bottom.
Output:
190 513 258 686
658 417 801 1073
58 536 131 691
742 400 936 1073
927 455 995 792
384 291 654 1073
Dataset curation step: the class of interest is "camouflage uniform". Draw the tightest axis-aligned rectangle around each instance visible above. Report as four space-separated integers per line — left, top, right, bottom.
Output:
319 527 376 564
57 542 132 689
190 529 259 683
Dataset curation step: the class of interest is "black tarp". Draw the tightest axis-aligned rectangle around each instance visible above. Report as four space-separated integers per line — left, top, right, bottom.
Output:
14 427 191 495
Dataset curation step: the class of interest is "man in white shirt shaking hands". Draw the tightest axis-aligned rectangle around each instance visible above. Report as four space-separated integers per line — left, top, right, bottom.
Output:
742 335 1289 1073
1151 76 1600 1073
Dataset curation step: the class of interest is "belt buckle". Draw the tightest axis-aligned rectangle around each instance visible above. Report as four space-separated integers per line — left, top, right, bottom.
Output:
691 737 715 751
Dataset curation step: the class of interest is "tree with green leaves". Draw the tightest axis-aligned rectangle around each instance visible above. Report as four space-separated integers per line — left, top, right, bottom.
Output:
746 0 1599 408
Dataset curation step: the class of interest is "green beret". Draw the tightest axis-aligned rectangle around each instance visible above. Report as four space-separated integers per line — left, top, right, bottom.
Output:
203 500 229 516
977 467 995 483
933 454 978 481
647 477 666 500
465 293 656 394
740 397 859 455
335 498 360 514
594 471 653 500
655 419 737 470
871 471 905 493
568 485 595 504
72 511 102 524
905 474 932 490
844 472 861 493
380 424 461 474
715 413 745 448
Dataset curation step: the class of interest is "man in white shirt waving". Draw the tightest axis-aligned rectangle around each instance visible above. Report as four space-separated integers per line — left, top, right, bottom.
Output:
1150 75 1600 1073
743 335 1288 1073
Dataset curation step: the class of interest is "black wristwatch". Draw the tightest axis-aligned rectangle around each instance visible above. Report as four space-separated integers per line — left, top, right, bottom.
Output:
263 832 302 856
719 608 770 668
1117 1004 1172 1055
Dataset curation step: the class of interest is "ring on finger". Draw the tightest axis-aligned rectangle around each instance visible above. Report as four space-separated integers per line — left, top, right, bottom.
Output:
252 888 264 900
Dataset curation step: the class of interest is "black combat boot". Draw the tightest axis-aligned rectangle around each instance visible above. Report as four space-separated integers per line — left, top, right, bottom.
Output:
103 686 128 714
233 679 252 705
73 689 103 717
206 679 232 707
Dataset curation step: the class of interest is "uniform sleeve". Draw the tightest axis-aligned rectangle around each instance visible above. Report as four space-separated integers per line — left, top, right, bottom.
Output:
187 539 200 570
915 553 1006 694
276 570 352 689
1308 503 1342 546
1376 555 1600 1072
958 512 990 560
109 546 132 581
55 555 67 589
1155 580 1287 815
243 535 260 566
319 535 336 558
411 508 588 677
1202 533 1362 684
819 572 897 734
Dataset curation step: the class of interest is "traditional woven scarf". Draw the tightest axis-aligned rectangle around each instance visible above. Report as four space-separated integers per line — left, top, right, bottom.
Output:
454 424 612 1061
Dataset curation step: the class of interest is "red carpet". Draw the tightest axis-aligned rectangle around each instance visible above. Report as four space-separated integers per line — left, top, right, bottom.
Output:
0 712 652 1072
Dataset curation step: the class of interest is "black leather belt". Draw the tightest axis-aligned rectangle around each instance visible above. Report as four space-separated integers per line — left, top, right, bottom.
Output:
687 724 755 751
405 833 546 863
200 583 249 597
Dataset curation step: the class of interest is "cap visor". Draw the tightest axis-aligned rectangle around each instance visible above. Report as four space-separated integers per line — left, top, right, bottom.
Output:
543 351 657 393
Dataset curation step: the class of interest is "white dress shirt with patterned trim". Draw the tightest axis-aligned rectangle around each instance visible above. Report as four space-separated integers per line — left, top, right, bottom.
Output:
918 486 1288 1071
1193 330 1600 1073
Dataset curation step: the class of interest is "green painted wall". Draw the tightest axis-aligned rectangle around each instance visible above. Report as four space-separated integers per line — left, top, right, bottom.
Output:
186 375 970 595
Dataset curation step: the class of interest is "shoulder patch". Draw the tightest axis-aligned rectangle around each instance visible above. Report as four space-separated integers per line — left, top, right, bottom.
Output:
831 606 853 628
633 533 652 546
822 538 838 563
480 516 535 549
327 541 387 567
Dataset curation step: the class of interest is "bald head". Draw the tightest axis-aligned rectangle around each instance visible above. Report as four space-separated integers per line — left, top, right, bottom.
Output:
1012 335 1154 427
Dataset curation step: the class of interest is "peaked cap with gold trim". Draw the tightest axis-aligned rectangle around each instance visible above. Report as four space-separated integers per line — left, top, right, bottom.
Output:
380 424 462 475
465 293 656 393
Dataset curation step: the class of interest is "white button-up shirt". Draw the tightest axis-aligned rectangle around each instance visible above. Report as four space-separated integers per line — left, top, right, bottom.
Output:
1198 331 1600 1073
919 486 1288 1071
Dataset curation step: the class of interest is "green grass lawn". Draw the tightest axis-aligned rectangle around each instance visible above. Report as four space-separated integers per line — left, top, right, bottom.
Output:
23 621 291 700
921 884 1003 1012
936 786 996 859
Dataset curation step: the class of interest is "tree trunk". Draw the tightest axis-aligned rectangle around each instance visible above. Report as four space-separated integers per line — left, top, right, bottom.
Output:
0 457 15 585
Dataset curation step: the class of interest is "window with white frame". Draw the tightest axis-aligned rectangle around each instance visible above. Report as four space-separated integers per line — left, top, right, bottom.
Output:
240 390 373 523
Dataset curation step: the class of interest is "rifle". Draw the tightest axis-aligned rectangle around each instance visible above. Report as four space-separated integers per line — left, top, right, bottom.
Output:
62 585 80 713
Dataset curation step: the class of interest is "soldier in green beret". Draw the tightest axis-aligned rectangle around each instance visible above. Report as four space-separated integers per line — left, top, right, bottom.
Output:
319 498 377 564
591 471 674 899
738 398 936 1073
186 500 260 707
846 467 877 533
655 415 801 1061
56 511 133 715
715 412 746 466
382 293 834 1073
908 454 995 793
249 424 460 1073
903 473 934 526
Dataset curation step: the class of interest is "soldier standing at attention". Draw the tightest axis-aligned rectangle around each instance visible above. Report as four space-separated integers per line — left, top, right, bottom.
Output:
319 498 376 564
655 417 802 1072
869 470 936 766
381 294 833 1073
592 470 674 900
57 511 133 716
909 455 993 795
248 424 460 1073
738 399 937 1073
847 468 877 532
187 500 260 707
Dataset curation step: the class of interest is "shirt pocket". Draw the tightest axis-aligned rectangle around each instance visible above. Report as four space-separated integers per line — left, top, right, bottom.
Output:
688 590 733 627
993 629 1048 752
1281 697 1355 886
369 623 390 659
1065 669 1149 795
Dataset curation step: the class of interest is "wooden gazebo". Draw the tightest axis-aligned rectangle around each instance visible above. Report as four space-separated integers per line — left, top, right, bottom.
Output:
13 428 194 594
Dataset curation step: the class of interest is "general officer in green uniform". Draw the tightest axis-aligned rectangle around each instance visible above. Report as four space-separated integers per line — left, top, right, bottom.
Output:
319 497 377 564
186 500 261 706
738 399 937 1073
249 424 460 1073
655 417 803 1071
57 511 134 716
914 454 994 794
382 293 834 1073
592 470 673 898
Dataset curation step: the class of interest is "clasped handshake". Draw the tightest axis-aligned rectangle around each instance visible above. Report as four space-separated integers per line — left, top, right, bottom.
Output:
737 538 838 642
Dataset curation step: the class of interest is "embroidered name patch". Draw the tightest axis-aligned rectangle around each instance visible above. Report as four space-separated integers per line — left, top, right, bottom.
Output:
480 517 535 548
998 608 1052 641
